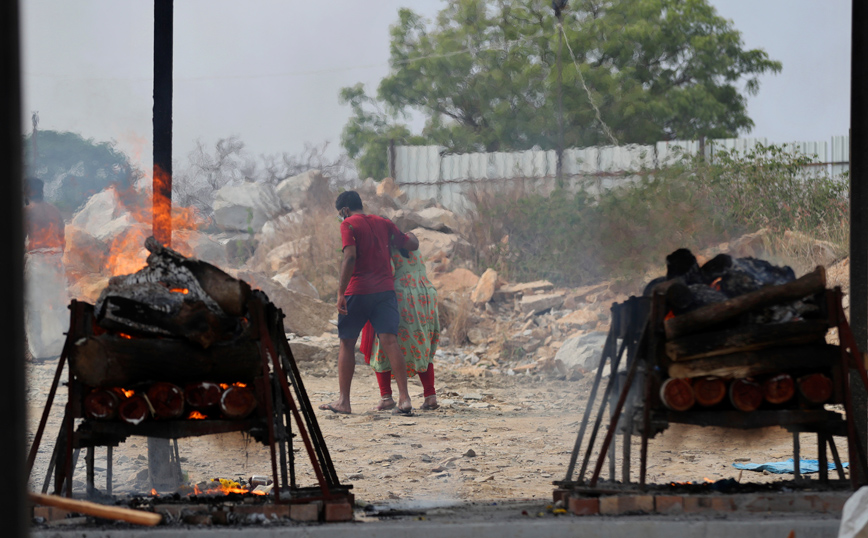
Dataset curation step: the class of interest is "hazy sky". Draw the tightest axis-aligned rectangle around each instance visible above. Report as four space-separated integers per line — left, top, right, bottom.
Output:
20 1 852 172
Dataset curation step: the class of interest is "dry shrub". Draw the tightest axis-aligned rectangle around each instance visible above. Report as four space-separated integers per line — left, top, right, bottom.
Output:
764 226 849 276
439 293 473 345
259 192 343 302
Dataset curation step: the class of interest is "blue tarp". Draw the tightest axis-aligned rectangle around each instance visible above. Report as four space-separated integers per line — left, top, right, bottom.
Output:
732 458 849 475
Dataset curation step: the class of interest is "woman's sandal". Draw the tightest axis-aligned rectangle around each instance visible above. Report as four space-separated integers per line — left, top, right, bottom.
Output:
420 395 439 411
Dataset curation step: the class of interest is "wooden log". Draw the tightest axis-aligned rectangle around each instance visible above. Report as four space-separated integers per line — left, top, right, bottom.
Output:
664 266 826 339
83 389 120 420
763 373 795 404
118 394 150 425
146 382 184 419
729 378 764 412
145 236 251 317
70 333 261 388
184 381 223 409
99 294 240 348
664 281 694 311
30 492 163 526
220 385 258 419
659 378 694 411
665 320 829 362
668 344 839 379
797 373 833 405
693 377 727 407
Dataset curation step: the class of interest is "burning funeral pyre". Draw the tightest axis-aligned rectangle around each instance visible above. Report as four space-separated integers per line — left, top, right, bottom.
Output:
28 237 352 524
557 248 868 502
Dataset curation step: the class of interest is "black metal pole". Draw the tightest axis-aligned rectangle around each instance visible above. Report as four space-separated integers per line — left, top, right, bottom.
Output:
153 0 173 247
850 0 868 458
149 0 178 491
556 13 565 189
0 0 29 535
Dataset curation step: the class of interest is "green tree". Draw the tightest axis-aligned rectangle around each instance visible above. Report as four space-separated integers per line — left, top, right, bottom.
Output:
339 84 426 180
340 0 781 177
23 130 140 213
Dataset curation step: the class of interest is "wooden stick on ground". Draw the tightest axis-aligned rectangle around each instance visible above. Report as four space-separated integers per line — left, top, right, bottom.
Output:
30 492 163 526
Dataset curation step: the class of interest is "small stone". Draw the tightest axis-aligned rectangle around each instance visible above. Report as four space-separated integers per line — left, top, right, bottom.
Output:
463 393 484 400
464 449 477 458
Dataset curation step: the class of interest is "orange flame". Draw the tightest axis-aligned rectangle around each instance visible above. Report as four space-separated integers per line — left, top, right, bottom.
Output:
169 288 189 294
103 184 203 277
187 411 207 420
122 389 135 398
711 277 723 291
219 382 247 389
150 488 158 496
118 333 133 340
664 310 676 321
187 479 268 497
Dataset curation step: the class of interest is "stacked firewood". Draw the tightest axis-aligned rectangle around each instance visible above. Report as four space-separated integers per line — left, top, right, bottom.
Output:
71 238 265 422
650 249 836 413
83 381 259 424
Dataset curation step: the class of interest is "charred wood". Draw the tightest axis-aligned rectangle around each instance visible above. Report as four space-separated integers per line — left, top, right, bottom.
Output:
70 334 261 388
143 237 250 316
665 320 829 362
220 385 257 419
184 381 223 410
94 237 251 345
664 266 826 340
667 344 838 379
146 382 184 419
83 389 120 420
118 394 150 425
98 293 241 348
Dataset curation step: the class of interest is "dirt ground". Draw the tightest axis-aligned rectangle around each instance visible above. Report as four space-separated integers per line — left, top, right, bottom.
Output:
25 350 831 507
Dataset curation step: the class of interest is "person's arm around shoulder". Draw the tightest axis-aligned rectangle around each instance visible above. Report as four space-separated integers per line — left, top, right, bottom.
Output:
403 231 419 251
387 218 419 251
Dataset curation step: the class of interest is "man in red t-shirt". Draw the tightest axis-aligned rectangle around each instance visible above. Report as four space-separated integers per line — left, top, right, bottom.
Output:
319 190 419 415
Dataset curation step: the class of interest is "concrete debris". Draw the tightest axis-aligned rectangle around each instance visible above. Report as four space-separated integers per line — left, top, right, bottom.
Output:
554 331 609 370
520 292 565 315
212 182 284 233
471 268 498 305
275 169 329 211
272 267 319 299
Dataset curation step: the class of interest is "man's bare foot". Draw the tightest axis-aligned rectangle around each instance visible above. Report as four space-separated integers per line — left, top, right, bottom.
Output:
318 401 351 414
420 395 439 410
373 396 396 411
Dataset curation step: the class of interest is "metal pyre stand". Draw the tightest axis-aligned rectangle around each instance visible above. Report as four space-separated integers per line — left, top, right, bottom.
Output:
556 282 868 497
26 295 352 506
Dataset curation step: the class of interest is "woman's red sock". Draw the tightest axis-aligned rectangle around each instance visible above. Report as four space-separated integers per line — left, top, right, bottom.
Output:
418 364 436 398
376 371 392 398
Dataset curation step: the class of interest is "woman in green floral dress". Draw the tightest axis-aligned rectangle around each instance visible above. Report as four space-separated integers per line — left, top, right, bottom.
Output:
361 246 440 412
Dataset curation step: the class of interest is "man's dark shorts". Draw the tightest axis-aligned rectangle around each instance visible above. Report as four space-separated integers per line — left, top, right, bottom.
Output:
337 290 400 340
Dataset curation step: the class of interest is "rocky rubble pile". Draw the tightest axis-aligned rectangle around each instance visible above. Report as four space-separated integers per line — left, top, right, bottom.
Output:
59 171 849 380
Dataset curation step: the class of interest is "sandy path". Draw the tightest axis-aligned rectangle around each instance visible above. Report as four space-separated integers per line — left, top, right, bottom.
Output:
25 353 832 506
